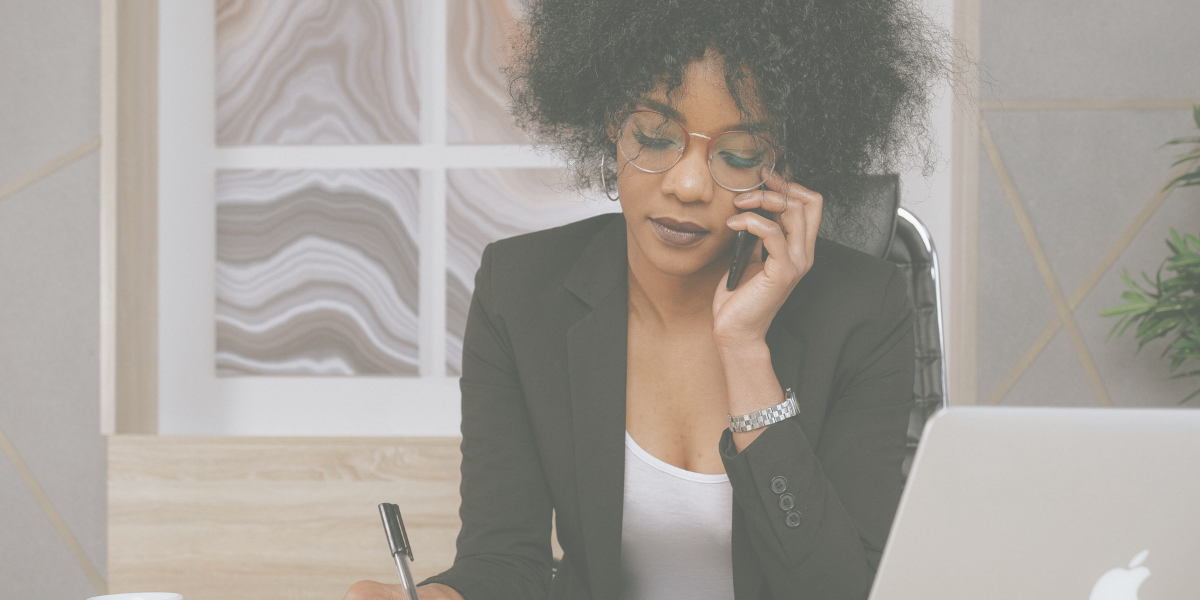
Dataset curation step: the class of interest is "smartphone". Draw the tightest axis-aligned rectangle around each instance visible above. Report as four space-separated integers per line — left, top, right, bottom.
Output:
726 185 771 290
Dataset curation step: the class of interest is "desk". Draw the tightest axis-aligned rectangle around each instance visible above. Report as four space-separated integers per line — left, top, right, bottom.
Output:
108 436 463 600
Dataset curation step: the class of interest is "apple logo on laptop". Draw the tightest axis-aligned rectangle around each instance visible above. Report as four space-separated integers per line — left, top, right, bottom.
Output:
1089 550 1151 600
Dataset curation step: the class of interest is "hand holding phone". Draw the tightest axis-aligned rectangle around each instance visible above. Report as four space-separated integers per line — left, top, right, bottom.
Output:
726 207 769 290
714 172 824 352
727 181 774 290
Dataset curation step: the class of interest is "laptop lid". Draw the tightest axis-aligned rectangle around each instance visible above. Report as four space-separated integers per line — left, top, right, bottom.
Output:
869 406 1200 600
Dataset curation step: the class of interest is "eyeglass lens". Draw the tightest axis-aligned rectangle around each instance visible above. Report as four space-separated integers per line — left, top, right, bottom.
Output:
617 111 777 192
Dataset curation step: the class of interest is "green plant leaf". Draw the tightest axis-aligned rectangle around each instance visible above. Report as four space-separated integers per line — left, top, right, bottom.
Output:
1099 305 1147 317
1104 106 1200 404
1165 135 1200 145
1170 159 1200 170
1166 171 1200 190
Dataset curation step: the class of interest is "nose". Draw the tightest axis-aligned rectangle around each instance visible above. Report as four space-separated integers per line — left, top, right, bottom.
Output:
660 132 714 203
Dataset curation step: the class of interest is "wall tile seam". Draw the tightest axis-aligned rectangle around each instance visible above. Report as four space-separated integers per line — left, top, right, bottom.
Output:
978 117 1113 407
0 137 101 205
0 422 107 593
983 156 1200 406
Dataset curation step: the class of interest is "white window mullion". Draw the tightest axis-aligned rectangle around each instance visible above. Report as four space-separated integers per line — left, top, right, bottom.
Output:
417 0 449 378
418 168 446 378
212 145 561 170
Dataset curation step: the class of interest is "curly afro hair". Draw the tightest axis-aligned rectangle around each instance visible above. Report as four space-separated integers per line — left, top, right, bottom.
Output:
505 0 952 239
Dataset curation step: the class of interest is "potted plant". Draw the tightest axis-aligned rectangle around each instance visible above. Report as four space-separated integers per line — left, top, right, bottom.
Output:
1102 105 1200 403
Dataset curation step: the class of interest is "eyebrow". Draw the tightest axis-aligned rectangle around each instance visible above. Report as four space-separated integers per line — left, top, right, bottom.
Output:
636 99 687 122
633 98 767 135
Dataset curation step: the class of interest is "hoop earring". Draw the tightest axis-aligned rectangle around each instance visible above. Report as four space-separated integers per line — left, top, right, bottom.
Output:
601 155 619 202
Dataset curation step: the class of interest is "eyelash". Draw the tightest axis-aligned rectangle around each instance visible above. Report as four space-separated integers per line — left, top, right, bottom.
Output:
632 129 677 150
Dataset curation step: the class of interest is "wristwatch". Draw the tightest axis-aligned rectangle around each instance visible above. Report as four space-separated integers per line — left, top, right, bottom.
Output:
728 388 799 433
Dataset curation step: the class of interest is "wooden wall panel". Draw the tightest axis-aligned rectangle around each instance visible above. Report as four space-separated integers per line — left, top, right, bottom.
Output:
101 0 158 434
109 437 463 600
115 0 159 433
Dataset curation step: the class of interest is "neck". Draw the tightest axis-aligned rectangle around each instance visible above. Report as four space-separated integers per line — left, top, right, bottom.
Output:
626 235 727 331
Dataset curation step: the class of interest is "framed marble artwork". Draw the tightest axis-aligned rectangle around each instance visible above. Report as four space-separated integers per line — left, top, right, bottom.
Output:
216 0 422 145
446 0 530 144
156 1 620 434
216 169 421 376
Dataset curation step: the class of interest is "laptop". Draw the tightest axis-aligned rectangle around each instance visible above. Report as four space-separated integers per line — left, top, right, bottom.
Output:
869 406 1200 600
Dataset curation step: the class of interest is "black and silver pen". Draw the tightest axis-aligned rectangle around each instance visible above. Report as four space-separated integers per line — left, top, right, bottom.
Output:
379 503 420 600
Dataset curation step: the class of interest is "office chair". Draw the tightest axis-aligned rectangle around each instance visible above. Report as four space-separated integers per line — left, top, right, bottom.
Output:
885 207 948 478
820 174 948 479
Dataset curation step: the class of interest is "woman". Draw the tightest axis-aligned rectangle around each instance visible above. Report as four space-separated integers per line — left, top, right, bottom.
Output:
349 0 946 598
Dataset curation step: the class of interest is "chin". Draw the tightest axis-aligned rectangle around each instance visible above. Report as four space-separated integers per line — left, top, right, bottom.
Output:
638 235 729 279
649 256 709 278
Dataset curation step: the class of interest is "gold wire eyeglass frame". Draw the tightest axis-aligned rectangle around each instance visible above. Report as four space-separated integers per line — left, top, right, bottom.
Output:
615 109 785 193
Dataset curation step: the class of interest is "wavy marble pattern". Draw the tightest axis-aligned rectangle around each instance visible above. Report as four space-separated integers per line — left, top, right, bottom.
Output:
446 0 529 144
216 0 421 145
446 169 619 374
216 170 420 376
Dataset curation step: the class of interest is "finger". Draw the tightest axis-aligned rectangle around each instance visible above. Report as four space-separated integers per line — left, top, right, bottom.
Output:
776 171 824 252
727 211 792 272
735 178 821 264
733 188 789 213
734 190 803 238
734 191 803 260
762 168 823 207
764 169 822 262
735 172 822 220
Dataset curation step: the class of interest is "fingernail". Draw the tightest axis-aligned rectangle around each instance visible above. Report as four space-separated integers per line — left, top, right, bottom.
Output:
726 217 736 226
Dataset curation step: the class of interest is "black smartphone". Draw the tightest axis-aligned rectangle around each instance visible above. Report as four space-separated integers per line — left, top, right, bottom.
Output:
726 185 770 290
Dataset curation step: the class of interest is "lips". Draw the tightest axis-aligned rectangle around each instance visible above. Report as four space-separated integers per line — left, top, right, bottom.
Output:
649 217 709 247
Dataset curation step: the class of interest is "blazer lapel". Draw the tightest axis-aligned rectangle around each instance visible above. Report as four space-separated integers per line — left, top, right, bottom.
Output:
565 216 629 600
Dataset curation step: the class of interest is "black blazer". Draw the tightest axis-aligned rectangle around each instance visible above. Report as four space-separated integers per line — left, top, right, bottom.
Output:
423 213 915 600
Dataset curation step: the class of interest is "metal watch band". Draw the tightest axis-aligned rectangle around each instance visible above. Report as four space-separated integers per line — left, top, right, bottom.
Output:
728 388 799 433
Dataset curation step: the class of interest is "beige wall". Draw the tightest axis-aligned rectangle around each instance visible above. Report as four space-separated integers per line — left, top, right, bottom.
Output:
0 1 107 597
973 0 1200 407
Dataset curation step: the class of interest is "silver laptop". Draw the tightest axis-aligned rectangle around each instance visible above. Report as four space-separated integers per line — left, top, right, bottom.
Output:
870 406 1200 600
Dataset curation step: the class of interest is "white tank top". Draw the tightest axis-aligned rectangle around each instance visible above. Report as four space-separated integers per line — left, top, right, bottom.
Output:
619 432 734 600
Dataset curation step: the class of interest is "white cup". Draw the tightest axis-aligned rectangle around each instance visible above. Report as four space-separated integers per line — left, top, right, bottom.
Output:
87 594 182 600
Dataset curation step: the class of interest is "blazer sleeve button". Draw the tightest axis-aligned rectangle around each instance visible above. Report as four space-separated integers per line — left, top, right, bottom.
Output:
779 493 795 511
770 476 787 494
786 511 802 528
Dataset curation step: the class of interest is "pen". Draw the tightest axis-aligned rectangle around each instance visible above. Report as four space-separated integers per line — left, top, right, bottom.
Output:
379 503 420 600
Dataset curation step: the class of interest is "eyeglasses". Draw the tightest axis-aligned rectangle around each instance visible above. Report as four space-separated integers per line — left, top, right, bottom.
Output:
615 110 784 193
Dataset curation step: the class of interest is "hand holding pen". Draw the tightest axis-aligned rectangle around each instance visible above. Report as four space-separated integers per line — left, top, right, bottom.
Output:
341 505 464 600
343 581 462 600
